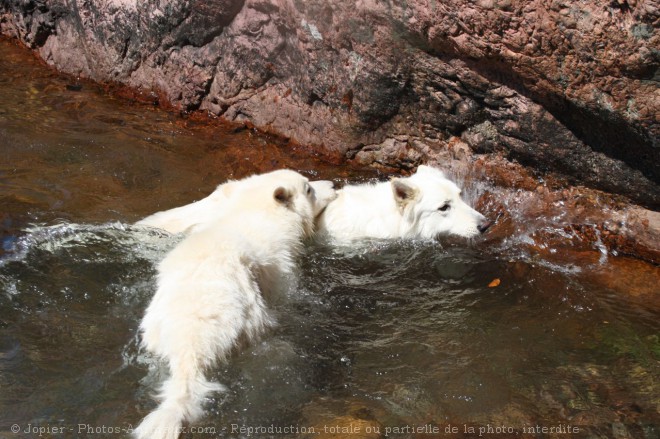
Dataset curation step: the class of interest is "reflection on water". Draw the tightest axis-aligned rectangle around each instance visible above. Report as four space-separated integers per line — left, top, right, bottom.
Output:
0 38 658 438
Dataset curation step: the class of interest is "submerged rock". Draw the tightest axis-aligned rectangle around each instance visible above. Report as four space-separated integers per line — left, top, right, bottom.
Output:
302 398 388 439
1 0 658 208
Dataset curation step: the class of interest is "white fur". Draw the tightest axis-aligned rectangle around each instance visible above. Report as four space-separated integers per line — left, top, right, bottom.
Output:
136 175 336 235
317 165 489 242
134 170 335 439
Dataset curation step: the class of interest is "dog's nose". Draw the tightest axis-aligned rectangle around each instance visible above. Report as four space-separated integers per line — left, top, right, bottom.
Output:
477 219 492 234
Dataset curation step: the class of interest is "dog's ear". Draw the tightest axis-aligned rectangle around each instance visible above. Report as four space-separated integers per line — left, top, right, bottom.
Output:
391 178 418 206
416 164 444 178
274 186 293 205
210 181 235 200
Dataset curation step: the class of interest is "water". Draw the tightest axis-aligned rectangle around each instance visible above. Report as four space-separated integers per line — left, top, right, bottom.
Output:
0 38 658 438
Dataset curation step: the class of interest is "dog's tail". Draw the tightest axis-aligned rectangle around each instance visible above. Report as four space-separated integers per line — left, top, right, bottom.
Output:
133 356 224 439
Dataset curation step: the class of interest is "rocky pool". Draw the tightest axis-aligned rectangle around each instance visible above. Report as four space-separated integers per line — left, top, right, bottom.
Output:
0 39 657 438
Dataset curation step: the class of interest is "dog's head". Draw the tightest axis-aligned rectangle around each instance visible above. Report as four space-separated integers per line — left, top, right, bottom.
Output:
391 165 490 239
267 170 337 237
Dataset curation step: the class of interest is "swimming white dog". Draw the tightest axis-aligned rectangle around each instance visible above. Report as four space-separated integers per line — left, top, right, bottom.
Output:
133 170 336 439
136 172 335 235
137 165 489 242
317 165 491 242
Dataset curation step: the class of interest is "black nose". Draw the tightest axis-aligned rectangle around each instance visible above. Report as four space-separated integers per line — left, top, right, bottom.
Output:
477 219 492 234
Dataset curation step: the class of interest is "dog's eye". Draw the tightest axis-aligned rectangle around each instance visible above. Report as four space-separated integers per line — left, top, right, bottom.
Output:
438 204 450 212
306 185 312 195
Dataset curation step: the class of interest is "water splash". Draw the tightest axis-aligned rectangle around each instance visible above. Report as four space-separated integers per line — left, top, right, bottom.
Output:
2 222 178 267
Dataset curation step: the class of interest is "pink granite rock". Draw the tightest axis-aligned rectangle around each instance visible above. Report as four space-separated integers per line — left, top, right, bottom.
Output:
1 0 657 207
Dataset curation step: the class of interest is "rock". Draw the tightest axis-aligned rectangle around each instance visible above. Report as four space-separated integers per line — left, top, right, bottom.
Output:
450 153 660 265
310 416 383 439
1 0 658 207
302 398 387 439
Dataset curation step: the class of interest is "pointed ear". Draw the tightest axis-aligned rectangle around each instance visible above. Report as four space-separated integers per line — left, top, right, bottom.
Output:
416 164 444 178
391 178 418 205
274 186 292 205
210 181 235 200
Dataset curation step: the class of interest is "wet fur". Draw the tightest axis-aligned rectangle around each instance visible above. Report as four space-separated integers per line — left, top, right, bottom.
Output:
317 165 489 242
134 170 335 439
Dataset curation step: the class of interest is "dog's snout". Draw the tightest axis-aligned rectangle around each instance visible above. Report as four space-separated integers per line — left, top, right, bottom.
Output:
477 219 492 234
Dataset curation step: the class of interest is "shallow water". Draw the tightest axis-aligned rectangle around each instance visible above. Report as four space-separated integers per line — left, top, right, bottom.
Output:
0 39 658 438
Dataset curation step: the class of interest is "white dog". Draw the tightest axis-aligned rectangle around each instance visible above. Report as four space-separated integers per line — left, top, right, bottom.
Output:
136 173 336 235
136 165 490 244
134 170 335 439
317 165 490 242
